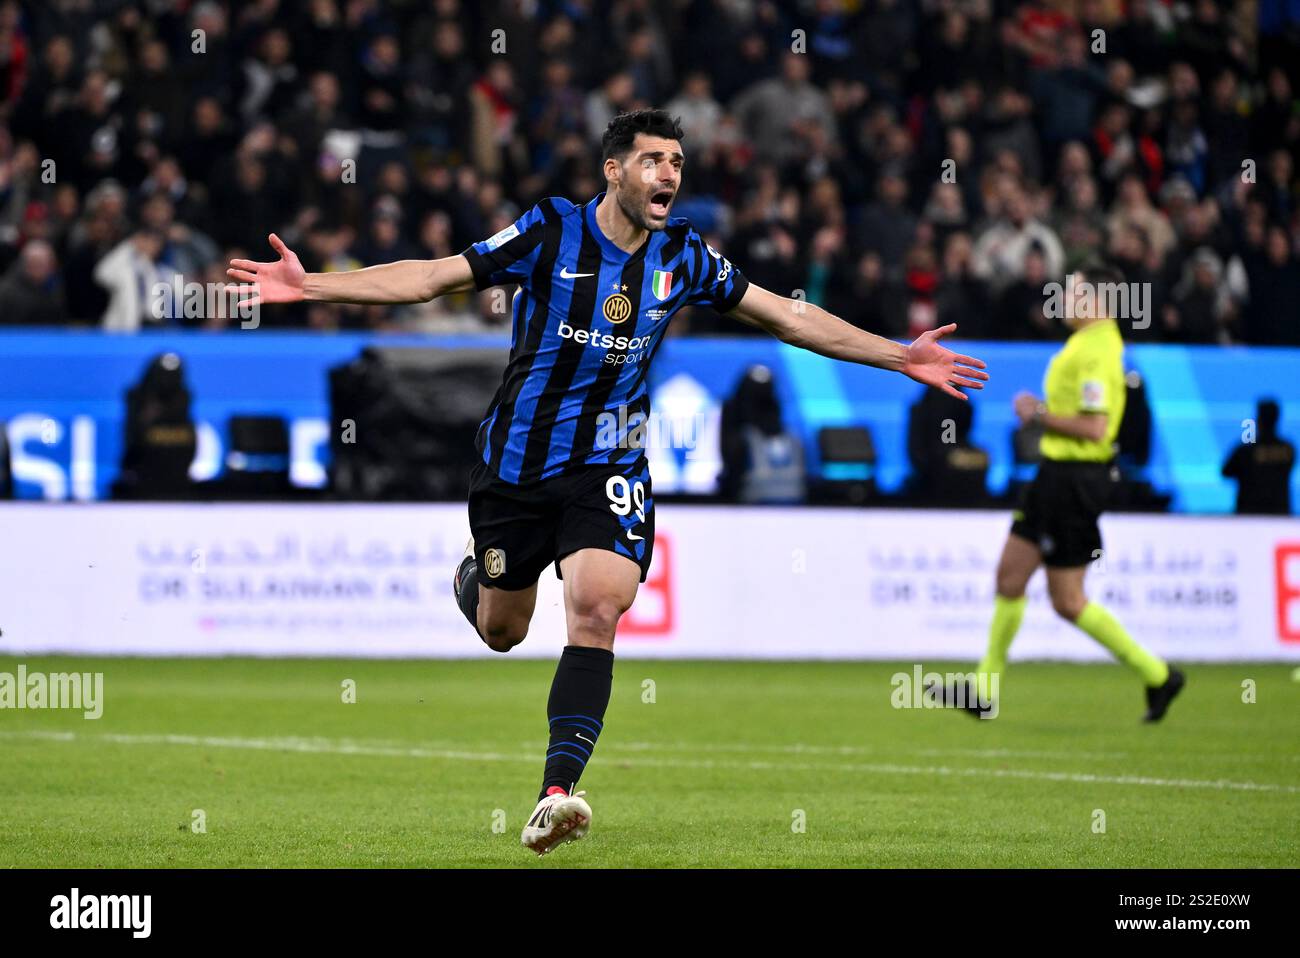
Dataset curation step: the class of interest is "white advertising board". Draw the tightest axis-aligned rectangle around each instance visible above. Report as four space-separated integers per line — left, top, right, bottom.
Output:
1 504 1296 661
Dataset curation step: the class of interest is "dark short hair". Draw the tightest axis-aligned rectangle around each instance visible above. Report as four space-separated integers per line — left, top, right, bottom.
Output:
1077 260 1125 288
601 109 685 162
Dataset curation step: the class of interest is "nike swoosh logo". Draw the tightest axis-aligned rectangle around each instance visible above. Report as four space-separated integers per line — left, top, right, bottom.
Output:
626 531 644 542
575 733 595 746
560 267 594 279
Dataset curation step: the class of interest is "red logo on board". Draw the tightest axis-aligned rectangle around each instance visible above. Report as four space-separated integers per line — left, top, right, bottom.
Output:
1276 543 1300 642
619 534 673 637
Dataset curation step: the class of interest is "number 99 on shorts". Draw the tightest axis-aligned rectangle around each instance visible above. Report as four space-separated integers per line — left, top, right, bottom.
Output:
605 475 646 523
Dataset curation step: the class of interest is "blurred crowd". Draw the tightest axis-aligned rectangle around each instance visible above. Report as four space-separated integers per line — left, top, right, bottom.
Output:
0 0 1297 343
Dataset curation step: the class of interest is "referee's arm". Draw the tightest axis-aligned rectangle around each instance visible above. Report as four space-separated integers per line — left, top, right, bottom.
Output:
1013 391 1109 442
727 282 989 400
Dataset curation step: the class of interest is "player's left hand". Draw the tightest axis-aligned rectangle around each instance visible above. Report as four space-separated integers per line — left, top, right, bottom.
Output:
902 324 989 401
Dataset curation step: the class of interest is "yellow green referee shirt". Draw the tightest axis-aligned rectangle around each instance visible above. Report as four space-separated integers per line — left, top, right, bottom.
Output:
1040 318 1125 462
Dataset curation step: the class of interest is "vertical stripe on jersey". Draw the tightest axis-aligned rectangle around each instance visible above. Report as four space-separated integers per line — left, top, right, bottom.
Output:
484 200 561 478
516 222 605 481
539 252 634 475
497 210 590 482
564 248 649 470
591 228 686 471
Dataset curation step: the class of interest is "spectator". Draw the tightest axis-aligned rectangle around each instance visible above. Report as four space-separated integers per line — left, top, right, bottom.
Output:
995 245 1058 340
1108 174 1176 264
0 0 1288 343
140 194 219 285
0 239 63 325
971 183 1064 292
11 34 79 143
920 181 969 255
239 27 299 123
731 52 837 167
1165 98 1209 195
858 171 917 273
665 71 722 153
1204 68 1250 191
1053 173 1106 270
934 231 991 338
94 229 164 332
977 89 1040 187
283 72 349 173
826 250 908 339
584 71 635 146
1164 247 1235 344
1242 226 1300 345
1028 29 1104 152
353 197 419 267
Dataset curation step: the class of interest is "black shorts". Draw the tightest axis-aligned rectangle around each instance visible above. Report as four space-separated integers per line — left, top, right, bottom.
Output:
1010 459 1118 568
467 457 655 590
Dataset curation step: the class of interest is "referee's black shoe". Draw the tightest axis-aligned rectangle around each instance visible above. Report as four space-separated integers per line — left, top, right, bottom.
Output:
925 678 996 720
1142 667 1185 723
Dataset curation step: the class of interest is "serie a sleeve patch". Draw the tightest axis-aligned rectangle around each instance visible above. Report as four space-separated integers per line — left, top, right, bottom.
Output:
482 223 520 252
1080 378 1106 410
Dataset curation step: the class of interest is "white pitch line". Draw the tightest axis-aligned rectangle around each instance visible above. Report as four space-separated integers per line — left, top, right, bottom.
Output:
603 740 1133 762
1 730 1283 766
4 729 1298 795
588 739 1300 764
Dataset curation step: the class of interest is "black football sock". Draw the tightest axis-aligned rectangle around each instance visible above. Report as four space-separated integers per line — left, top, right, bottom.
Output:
454 555 482 638
540 645 614 800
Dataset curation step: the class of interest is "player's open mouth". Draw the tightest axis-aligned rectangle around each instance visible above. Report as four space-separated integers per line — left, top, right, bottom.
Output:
648 191 674 217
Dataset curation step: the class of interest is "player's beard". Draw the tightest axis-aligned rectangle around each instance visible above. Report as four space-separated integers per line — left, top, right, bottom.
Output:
616 185 669 233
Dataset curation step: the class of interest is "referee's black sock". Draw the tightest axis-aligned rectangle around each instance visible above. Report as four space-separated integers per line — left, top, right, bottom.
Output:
540 645 614 801
453 554 481 638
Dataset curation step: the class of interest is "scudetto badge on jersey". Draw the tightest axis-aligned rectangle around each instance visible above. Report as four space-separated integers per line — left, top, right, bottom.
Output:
651 269 673 300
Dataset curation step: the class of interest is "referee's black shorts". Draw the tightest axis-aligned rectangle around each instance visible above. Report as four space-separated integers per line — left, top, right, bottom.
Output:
1010 459 1120 568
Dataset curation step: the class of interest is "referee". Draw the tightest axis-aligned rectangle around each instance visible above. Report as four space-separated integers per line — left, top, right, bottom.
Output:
950 263 1184 721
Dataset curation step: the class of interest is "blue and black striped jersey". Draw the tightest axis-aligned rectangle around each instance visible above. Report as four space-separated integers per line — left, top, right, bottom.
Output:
462 193 749 484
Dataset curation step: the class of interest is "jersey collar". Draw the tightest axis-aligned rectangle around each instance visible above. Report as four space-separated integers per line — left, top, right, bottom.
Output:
1073 317 1119 338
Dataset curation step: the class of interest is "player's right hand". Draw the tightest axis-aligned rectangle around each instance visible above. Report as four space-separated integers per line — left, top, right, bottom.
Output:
226 233 305 307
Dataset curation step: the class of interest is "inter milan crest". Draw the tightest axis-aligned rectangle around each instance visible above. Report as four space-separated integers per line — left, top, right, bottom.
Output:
484 548 506 578
602 292 632 324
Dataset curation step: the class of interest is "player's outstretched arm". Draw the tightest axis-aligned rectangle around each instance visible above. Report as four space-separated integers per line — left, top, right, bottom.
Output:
226 234 475 307
729 283 989 401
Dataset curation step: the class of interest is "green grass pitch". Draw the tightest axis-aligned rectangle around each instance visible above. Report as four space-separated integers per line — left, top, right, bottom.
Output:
2 655 1297 868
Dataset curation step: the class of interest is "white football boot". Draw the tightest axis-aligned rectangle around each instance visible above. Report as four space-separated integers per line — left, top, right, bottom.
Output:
520 790 592 856
452 537 474 601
